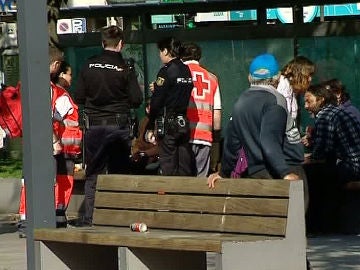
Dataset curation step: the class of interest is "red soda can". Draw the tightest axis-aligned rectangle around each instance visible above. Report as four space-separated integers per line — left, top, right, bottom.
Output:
130 222 148 232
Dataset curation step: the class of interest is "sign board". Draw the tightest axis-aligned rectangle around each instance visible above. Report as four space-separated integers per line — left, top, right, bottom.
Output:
230 10 257 21
67 0 107 7
276 6 318 23
57 18 87 34
0 0 15 12
72 18 87 33
151 14 175 24
195 11 229 22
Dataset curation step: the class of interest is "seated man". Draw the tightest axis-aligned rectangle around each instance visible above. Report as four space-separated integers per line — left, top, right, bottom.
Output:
130 101 159 174
304 82 360 186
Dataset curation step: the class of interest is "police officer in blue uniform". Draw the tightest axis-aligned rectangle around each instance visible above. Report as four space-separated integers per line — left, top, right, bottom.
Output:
149 37 195 176
75 25 143 225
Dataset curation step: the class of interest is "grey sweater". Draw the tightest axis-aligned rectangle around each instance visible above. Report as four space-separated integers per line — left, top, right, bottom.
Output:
220 85 303 178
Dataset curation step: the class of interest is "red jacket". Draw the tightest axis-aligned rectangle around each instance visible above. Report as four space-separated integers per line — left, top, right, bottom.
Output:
0 82 22 138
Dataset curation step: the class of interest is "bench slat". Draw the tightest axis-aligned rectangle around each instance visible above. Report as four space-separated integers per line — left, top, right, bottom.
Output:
34 227 282 252
97 175 290 197
93 209 287 236
94 192 289 216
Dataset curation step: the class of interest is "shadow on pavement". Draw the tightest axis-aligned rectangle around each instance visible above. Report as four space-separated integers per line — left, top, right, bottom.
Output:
307 234 360 270
0 223 17 234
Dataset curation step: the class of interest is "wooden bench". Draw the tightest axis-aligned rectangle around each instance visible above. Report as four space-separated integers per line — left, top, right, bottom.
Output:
34 175 306 270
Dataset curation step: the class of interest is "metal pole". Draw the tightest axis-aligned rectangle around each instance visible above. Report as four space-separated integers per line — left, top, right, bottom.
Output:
17 0 56 269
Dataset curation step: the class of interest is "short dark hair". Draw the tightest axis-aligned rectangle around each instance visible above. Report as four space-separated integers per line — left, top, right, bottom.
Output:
49 46 64 65
101 25 124 48
53 61 71 84
157 37 182 58
323 78 350 104
306 83 337 107
181 42 201 62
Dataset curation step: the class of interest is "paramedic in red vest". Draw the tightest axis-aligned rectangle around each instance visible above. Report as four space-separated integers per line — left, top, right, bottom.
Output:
181 43 222 177
74 26 143 226
51 60 82 228
18 48 78 235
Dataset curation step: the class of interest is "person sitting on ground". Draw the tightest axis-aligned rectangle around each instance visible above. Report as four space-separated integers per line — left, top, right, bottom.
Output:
130 100 159 174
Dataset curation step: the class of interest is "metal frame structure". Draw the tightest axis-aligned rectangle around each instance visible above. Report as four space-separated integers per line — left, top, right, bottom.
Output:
58 0 360 47
17 1 360 269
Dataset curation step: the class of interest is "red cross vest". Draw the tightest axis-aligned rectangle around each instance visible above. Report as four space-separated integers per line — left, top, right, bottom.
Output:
186 62 218 144
51 82 82 157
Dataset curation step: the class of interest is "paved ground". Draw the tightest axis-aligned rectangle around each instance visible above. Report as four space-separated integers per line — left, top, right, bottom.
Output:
307 234 360 269
0 221 359 270
0 223 26 270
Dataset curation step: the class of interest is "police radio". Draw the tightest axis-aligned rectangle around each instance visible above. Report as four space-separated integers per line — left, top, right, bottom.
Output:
155 107 166 138
155 116 165 137
128 108 138 139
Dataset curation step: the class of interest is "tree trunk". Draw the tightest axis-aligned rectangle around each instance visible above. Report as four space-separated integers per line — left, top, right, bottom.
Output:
47 0 68 48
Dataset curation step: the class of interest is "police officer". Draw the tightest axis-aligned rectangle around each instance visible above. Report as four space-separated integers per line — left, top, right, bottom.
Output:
149 37 195 176
74 25 143 226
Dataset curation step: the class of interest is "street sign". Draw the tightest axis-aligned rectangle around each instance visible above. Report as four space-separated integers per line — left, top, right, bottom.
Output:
57 18 87 34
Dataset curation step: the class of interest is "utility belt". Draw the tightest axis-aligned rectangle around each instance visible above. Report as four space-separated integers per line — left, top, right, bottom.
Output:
155 113 189 138
84 113 138 139
85 114 129 127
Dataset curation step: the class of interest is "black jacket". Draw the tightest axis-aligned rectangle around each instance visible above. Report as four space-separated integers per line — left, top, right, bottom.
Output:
149 58 193 121
75 50 143 118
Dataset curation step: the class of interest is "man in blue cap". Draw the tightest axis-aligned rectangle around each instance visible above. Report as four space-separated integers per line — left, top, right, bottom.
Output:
208 53 302 187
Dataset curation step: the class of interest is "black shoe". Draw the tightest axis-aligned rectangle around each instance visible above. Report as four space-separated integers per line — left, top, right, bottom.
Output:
72 217 92 227
17 220 27 238
56 221 68 228
75 221 92 227
56 209 68 228
306 258 313 270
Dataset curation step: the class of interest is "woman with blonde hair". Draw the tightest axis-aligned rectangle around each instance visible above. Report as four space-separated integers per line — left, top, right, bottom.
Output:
277 56 315 211
278 56 315 118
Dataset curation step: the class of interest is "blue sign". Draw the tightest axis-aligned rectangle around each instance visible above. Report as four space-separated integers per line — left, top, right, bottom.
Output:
323 4 360 16
230 10 257 21
0 0 14 12
268 4 360 22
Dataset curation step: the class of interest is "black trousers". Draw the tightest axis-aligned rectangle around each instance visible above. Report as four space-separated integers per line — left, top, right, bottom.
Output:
158 132 195 176
84 125 131 224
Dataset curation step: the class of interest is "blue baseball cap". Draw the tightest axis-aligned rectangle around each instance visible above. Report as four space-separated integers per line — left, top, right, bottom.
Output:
249 53 279 80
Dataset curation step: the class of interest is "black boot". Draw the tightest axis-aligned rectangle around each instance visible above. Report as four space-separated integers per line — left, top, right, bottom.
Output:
56 209 68 228
17 220 27 238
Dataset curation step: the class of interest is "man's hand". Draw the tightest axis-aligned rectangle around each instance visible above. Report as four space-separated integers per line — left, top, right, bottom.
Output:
149 82 155 93
145 130 156 145
283 173 300 181
131 151 147 162
53 140 62 155
301 135 311 147
207 172 222 189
